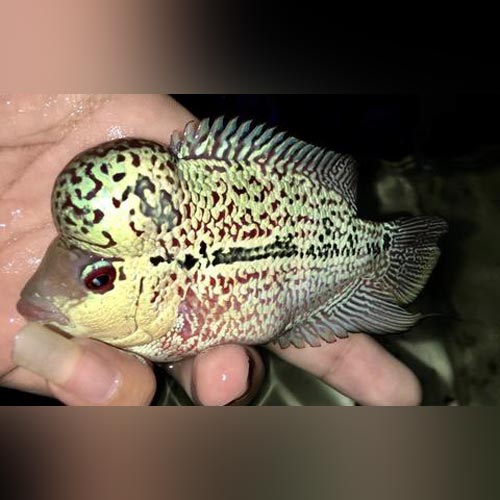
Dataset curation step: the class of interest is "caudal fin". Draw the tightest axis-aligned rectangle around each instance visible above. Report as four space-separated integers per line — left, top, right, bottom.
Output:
276 215 448 348
382 216 448 304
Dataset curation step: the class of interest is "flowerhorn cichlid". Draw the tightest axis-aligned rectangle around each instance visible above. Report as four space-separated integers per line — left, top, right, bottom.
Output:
17 117 448 362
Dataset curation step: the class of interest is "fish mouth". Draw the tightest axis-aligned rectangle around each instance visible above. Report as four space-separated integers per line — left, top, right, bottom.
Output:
16 297 69 326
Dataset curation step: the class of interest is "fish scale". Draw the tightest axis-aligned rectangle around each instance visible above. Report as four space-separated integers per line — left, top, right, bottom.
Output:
18 117 448 362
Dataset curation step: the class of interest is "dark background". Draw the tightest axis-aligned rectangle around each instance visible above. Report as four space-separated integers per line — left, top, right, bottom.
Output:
2 94 500 405
174 95 500 163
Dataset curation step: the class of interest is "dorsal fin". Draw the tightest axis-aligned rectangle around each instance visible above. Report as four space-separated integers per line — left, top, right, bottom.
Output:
171 116 358 210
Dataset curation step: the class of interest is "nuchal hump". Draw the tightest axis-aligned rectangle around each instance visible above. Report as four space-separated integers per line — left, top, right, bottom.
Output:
52 138 184 257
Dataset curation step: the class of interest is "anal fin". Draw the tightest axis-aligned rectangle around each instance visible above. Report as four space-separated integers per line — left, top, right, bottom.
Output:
276 318 338 349
275 278 420 349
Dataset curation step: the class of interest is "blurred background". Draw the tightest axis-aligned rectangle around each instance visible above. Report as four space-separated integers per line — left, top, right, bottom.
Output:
3 94 500 405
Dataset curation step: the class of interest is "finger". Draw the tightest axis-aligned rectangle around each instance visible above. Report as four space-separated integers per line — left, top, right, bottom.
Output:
269 333 422 406
168 344 265 406
1 365 51 397
12 323 156 406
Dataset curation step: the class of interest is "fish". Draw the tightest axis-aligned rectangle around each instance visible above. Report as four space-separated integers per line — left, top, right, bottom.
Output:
17 117 448 362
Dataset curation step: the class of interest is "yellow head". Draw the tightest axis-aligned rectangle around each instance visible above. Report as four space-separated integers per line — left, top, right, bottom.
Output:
18 238 148 344
18 138 184 349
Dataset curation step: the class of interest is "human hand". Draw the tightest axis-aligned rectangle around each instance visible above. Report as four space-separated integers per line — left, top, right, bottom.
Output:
0 94 264 406
0 94 421 406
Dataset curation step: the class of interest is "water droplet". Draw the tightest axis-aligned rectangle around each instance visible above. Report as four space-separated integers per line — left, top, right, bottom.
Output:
10 207 23 222
27 256 42 267
7 315 23 329
107 125 126 140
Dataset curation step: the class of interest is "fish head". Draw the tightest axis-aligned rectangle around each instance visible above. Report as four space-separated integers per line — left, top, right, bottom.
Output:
17 237 146 343
17 138 186 349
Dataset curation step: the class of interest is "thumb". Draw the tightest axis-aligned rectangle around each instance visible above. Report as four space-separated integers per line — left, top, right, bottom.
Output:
12 324 156 406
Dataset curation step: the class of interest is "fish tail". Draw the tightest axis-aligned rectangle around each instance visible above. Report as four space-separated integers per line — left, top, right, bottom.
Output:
382 216 448 304
275 215 448 347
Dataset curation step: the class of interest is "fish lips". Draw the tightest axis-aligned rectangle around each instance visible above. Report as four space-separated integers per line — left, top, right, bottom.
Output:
16 297 69 326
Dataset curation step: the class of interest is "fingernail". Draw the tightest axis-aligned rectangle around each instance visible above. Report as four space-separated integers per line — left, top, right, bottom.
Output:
13 323 120 403
190 346 252 406
13 324 80 385
226 348 265 406
225 351 253 406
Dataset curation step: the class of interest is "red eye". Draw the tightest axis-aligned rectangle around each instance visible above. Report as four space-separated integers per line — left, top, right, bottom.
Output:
84 266 116 293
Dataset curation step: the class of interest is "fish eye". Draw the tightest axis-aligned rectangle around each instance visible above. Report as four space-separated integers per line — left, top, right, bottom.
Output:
81 261 116 294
